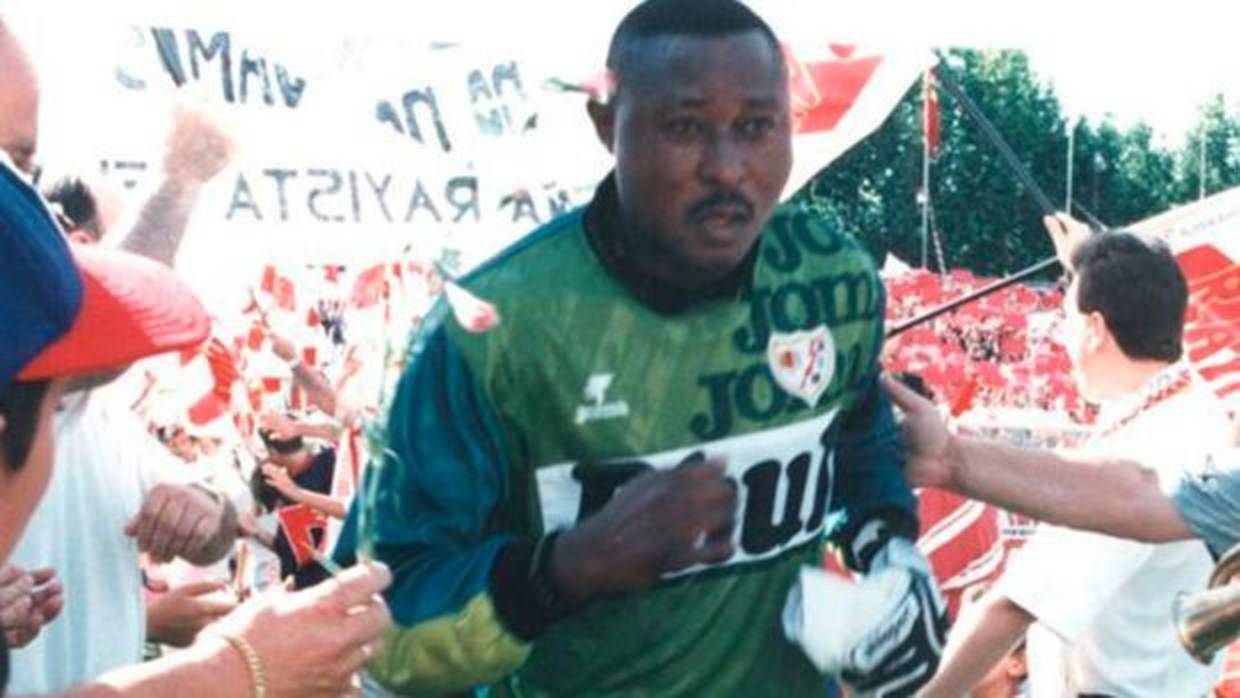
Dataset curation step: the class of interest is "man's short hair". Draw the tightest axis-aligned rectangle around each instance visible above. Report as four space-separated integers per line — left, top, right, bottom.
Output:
605 0 782 90
1070 231 1188 363
45 177 101 240
260 428 304 455
0 379 51 471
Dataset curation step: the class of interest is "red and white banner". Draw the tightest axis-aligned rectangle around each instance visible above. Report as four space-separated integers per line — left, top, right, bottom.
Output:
1133 186 1240 415
782 44 933 195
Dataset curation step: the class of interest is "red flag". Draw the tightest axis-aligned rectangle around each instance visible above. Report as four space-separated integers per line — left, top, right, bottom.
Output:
204 339 240 401
188 393 228 426
950 373 980 417
351 264 388 309
777 43 933 194
273 276 296 311
923 70 940 156
784 43 882 135
246 324 266 351
277 504 328 568
260 265 276 294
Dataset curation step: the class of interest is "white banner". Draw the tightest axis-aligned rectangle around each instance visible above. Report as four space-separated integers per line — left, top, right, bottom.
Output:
20 8 926 311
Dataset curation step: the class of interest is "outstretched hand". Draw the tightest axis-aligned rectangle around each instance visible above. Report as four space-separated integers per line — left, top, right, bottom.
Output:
1042 212 1091 272
0 565 63 648
208 560 392 696
126 483 228 564
881 375 955 489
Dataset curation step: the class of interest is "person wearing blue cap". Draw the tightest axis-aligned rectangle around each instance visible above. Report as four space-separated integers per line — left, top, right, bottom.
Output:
0 131 393 696
1 17 277 691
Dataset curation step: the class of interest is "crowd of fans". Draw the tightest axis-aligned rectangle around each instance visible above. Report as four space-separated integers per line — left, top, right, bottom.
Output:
883 268 1093 425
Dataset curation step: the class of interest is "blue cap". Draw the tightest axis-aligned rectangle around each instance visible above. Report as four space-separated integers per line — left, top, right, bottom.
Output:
1 161 211 385
0 163 81 384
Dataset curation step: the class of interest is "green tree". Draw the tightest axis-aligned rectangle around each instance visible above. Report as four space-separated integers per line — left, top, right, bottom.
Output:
1174 94 1240 204
812 48 1212 280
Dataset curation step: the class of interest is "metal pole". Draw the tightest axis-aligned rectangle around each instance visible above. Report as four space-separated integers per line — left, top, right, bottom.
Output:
1066 121 1075 211
932 60 1057 217
922 121 931 269
1200 131 1208 200
887 257 1059 338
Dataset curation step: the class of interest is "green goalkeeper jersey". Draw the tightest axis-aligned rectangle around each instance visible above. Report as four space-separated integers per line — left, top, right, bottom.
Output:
339 176 915 698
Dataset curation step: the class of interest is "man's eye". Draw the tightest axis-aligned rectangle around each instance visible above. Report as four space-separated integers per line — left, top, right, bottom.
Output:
737 117 774 139
665 118 704 138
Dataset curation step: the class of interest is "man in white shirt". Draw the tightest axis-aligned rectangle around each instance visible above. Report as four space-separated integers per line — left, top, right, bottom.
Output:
0 20 247 690
920 224 1229 697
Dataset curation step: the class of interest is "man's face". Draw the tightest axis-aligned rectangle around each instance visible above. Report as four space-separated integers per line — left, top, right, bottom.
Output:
593 31 792 281
0 38 39 175
0 380 64 563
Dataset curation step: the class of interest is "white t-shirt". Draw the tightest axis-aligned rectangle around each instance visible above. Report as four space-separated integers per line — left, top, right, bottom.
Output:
998 368 1230 698
8 390 191 693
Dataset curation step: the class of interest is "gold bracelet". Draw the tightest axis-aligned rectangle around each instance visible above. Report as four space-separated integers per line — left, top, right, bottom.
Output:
220 633 267 698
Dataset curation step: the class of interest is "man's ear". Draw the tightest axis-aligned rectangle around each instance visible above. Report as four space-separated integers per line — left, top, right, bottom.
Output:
1004 644 1028 680
1085 310 1110 354
586 98 616 154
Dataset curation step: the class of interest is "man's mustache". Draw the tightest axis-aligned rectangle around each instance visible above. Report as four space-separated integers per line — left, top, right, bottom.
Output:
688 191 755 222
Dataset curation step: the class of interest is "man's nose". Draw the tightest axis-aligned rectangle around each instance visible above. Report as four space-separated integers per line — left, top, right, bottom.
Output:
697 134 746 188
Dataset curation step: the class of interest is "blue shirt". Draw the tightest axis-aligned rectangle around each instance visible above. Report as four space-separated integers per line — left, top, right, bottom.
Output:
1168 450 1240 556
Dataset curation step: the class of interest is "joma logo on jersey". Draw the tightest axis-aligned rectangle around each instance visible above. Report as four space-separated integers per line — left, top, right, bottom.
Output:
732 270 879 356
536 410 840 569
690 341 871 440
574 373 629 424
730 208 882 356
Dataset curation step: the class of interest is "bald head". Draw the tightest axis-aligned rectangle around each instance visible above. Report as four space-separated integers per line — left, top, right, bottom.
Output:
0 17 40 174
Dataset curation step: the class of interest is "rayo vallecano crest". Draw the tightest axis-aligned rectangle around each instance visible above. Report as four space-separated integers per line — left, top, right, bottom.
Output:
767 326 836 406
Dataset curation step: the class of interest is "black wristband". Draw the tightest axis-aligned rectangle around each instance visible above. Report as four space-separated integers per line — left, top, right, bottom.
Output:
489 532 577 641
836 507 919 573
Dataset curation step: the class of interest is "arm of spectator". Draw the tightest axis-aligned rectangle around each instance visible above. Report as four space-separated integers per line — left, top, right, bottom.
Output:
238 511 277 550
884 374 1195 544
262 464 346 520
1043 212 1091 272
119 108 233 267
918 593 1034 698
269 332 341 418
55 561 390 698
260 411 340 443
125 483 239 566
291 364 339 419
292 418 341 442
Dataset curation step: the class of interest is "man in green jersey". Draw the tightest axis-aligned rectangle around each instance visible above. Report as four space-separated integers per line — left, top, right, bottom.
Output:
342 1 947 696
